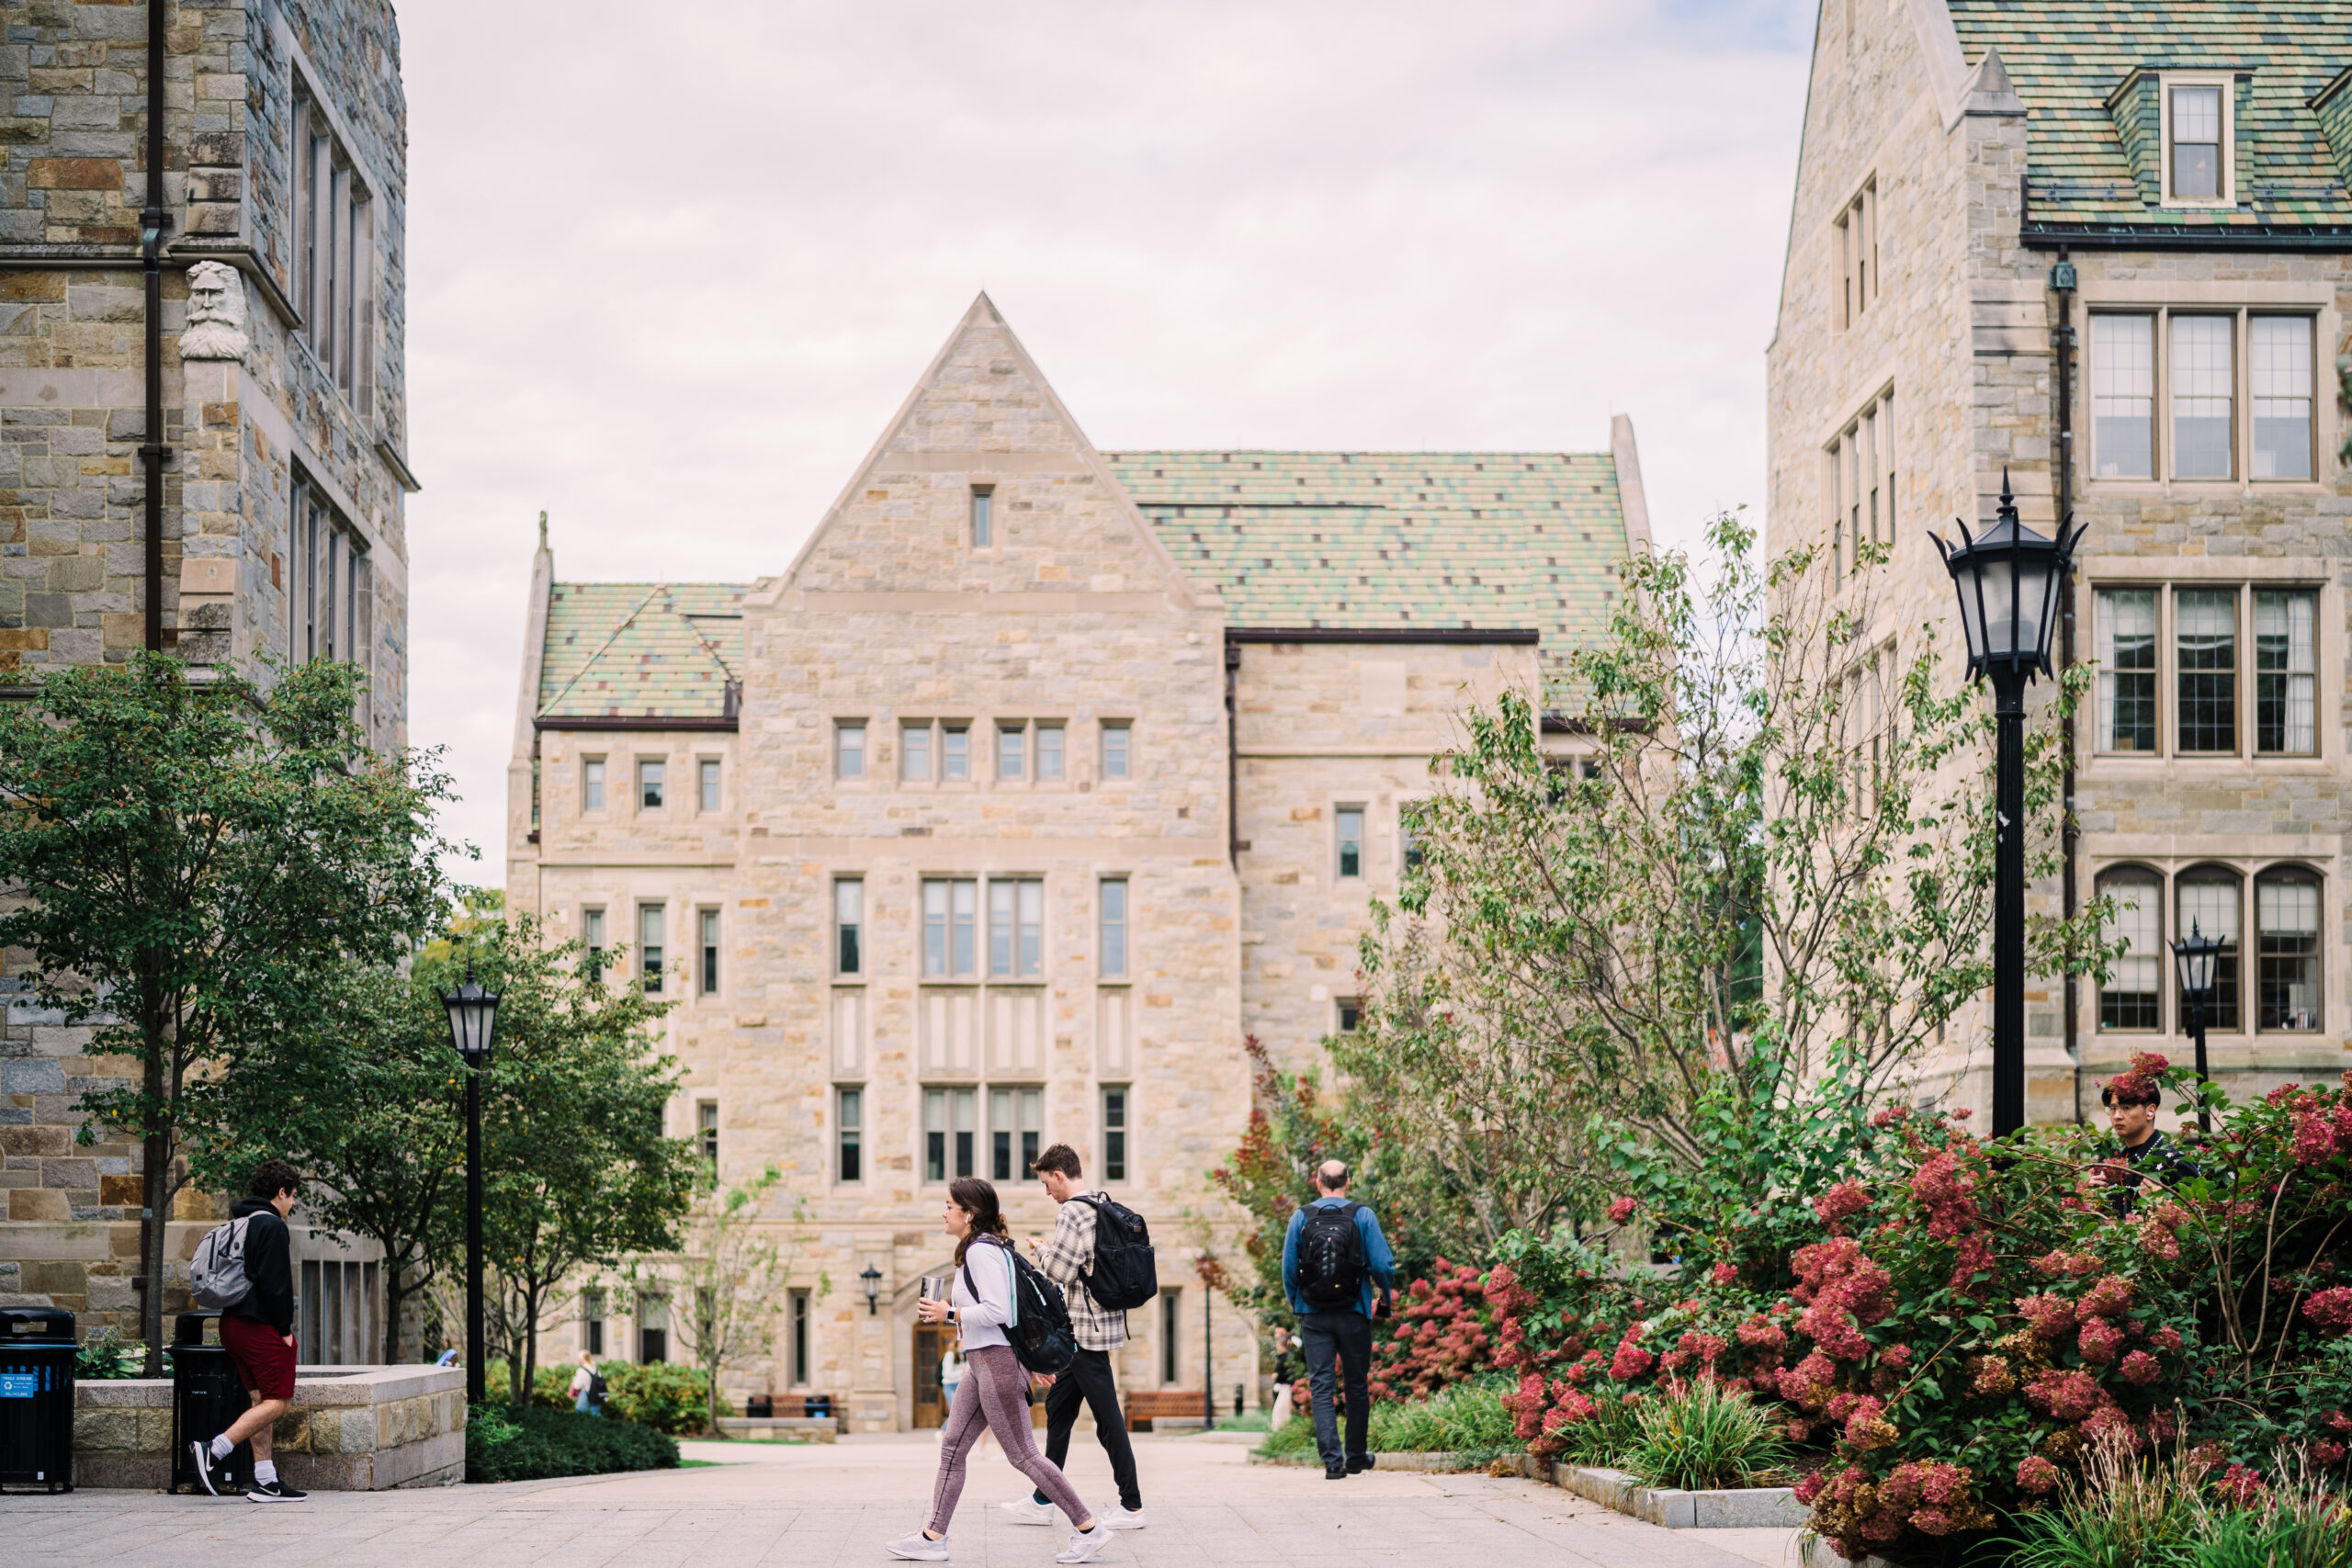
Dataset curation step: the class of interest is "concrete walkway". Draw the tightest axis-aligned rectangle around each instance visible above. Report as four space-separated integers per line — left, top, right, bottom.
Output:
6 1431 1815 1567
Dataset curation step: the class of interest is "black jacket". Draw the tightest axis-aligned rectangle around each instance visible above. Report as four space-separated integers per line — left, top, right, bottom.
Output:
224 1197 295 1337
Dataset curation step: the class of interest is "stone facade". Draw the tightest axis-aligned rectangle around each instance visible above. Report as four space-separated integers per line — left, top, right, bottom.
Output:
1767 0 2352 1121
0 0 413 1338
506 296 1637 1428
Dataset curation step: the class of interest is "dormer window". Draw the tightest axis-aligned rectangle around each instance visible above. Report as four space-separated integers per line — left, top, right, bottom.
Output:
2162 75 2233 205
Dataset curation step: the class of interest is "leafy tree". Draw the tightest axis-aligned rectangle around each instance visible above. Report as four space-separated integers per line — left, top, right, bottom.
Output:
0 654 451 1371
1339 511 2114 1226
446 914 698 1408
629 1163 826 1435
185 955 465 1362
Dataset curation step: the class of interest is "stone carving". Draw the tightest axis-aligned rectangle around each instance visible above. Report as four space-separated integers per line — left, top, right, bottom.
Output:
179 260 249 363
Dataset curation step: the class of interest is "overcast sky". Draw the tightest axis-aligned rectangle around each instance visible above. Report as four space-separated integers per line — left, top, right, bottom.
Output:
395 0 1816 876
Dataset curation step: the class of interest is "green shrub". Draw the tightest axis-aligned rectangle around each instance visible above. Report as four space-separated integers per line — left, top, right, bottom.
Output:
597 1361 712 1434
1617 1380 1792 1491
1253 1379 1521 1465
74 1329 144 1380
1556 1390 1651 1470
466 1402 679 1483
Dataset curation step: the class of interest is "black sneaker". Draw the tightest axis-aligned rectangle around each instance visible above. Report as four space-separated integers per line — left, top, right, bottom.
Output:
1346 1454 1374 1474
247 1478 308 1502
190 1441 226 1496
1323 1465 1348 1480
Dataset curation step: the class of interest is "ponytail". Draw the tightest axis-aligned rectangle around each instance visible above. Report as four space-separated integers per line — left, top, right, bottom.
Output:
948 1177 1011 1265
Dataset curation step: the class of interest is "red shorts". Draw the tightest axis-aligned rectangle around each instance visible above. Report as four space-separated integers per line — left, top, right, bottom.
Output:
219 1313 297 1401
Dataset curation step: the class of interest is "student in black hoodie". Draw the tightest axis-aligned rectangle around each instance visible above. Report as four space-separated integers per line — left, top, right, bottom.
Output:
192 1159 306 1501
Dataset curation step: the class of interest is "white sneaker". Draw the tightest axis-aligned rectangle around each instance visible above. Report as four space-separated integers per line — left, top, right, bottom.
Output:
999 1496 1057 1526
1055 1525 1113 1564
1102 1504 1148 1529
884 1531 950 1561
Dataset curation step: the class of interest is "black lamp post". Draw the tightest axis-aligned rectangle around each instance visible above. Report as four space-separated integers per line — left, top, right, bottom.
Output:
2170 920 2230 1132
1932 474 2083 1138
860 1262 883 1316
441 965 501 1406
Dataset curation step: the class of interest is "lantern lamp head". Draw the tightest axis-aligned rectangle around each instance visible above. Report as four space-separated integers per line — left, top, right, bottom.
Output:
441 964 501 1067
859 1261 883 1315
2171 920 2232 1001
1928 470 2085 692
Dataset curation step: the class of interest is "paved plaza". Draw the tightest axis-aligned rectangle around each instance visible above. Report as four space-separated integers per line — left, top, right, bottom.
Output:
6 1431 1813 1568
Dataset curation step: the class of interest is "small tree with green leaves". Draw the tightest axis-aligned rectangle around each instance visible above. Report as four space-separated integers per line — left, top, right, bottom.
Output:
0 654 452 1371
630 1163 826 1435
441 913 698 1408
1338 511 2115 1230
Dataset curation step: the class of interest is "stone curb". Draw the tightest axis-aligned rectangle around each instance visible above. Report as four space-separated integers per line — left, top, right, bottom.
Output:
1550 1462 1808 1528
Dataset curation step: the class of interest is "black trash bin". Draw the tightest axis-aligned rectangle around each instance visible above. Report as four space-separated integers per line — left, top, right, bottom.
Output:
0 1306 75 1494
169 1311 252 1495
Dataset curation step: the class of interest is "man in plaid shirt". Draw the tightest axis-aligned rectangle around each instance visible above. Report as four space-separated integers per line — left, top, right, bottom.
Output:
999 1144 1147 1530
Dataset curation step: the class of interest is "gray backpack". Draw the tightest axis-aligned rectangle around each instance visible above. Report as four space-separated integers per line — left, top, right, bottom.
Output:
189 1215 254 1310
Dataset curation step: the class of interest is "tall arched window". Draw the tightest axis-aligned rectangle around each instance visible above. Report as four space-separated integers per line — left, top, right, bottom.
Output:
2098 869 2163 1031
2177 868 2243 1031
2256 867 2323 1032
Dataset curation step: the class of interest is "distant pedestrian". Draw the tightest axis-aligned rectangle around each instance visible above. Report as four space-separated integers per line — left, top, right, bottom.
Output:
2090 1068 2195 1216
886 1178 1110 1563
1281 1159 1396 1481
189 1159 308 1501
570 1351 604 1416
1001 1143 1148 1532
1268 1326 1299 1430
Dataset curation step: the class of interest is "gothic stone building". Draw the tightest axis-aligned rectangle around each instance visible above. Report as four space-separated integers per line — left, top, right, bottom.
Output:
0 0 415 1359
1769 0 2352 1122
505 295 1646 1428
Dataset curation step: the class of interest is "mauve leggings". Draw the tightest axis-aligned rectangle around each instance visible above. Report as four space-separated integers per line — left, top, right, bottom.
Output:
928 1344 1090 1535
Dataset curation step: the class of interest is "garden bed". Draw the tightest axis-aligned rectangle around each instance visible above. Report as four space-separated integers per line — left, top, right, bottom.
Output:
1249 1449 1541 1476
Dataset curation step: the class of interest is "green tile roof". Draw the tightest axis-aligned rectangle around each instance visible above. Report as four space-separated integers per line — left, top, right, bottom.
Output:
537 582 747 722
1947 0 2352 233
1103 450 1631 696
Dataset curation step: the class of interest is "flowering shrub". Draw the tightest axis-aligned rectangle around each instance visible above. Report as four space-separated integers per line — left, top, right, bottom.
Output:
1451 1051 2352 1559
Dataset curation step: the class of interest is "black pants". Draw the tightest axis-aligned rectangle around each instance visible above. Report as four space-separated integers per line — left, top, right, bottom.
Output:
1029 1346 1143 1512
1301 1308 1373 1472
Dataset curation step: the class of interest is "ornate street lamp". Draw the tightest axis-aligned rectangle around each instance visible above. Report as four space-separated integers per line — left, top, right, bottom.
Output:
2170 921 2230 1132
860 1262 883 1316
1932 473 2084 1138
441 965 501 1407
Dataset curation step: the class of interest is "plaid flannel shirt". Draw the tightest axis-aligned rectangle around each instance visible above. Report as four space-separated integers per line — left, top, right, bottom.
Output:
1034 1192 1127 1352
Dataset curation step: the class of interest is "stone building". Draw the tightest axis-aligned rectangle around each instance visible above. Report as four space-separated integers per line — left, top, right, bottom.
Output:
505 294 1645 1427
0 0 415 1353
1768 0 2352 1120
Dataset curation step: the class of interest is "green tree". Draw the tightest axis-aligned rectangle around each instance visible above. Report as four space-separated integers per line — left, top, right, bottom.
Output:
632 1163 826 1436
447 914 698 1408
1340 512 2114 1232
1208 1036 1369 1326
0 654 451 1371
184 955 465 1362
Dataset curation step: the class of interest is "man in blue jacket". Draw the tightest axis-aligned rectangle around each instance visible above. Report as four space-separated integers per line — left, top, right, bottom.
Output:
1281 1159 1396 1481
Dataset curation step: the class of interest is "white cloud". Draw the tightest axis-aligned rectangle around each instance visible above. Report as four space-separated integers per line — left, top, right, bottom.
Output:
396 0 1813 874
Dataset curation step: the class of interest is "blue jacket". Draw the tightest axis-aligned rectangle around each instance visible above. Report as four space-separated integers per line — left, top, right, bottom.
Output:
1282 1195 1396 1318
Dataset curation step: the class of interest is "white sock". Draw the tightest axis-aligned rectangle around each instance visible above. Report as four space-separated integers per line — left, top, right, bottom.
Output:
254 1460 277 1483
209 1435 233 1461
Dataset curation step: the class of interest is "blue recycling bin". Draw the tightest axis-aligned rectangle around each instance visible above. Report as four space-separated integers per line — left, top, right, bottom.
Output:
0 1306 75 1493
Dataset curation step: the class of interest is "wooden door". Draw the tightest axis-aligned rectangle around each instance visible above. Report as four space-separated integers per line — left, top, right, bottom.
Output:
913 1324 951 1428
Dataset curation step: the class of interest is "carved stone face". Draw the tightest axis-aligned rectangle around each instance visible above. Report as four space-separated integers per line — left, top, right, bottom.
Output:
180 260 250 363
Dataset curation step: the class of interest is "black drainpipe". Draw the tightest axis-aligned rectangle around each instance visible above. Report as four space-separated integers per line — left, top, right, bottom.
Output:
138 0 171 653
2052 250 2080 1122
1224 640 1241 866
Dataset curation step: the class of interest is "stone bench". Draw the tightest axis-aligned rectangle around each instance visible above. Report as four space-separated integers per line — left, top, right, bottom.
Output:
74 1364 465 1491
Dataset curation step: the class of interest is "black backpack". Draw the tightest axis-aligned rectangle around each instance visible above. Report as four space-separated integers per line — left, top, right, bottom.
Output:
1296 1201 1368 1310
586 1371 608 1409
964 1237 1077 1376
1076 1194 1159 1312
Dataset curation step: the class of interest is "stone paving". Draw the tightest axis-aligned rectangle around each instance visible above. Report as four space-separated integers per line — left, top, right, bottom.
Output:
6 1431 1813 1568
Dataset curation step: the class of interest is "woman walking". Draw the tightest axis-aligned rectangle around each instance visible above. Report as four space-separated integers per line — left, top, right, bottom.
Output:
888 1178 1110 1563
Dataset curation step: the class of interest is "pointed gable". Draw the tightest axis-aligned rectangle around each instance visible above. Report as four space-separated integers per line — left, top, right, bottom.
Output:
783 295 1204 602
